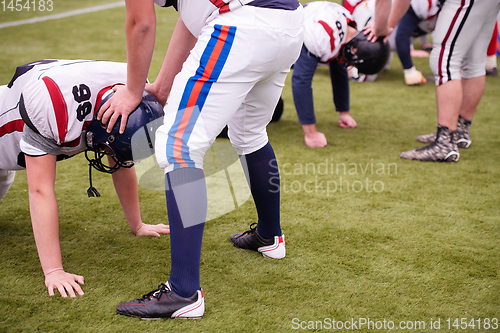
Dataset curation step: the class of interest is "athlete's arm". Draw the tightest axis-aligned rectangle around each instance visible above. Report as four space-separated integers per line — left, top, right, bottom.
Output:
97 0 157 134
108 156 170 237
364 0 394 42
387 0 412 32
25 154 85 298
147 17 198 105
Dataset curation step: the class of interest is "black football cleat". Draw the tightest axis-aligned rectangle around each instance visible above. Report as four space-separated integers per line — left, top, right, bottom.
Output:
116 281 204 320
230 223 285 259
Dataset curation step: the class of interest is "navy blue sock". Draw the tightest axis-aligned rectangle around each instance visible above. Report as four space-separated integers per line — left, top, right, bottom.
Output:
241 142 281 239
165 168 206 298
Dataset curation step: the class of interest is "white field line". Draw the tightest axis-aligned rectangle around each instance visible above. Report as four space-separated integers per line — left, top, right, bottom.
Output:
0 1 125 29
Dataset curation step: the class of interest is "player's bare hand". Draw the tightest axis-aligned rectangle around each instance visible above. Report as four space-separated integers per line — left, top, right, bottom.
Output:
134 223 170 237
363 22 393 43
338 112 358 129
145 82 168 106
304 132 327 148
45 269 85 298
96 85 141 134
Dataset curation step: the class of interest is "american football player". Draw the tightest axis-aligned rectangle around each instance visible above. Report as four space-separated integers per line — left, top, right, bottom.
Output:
0 59 169 298
292 1 389 147
97 0 304 320
393 0 440 85
392 0 500 162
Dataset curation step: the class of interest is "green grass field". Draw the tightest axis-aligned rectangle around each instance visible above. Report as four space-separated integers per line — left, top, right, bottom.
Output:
0 1 499 332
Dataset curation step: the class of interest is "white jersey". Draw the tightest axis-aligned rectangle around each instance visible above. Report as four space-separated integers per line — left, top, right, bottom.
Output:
155 0 217 37
0 59 127 171
303 1 354 63
349 0 375 30
343 0 365 14
154 0 297 38
154 0 250 37
347 0 439 33
412 0 440 33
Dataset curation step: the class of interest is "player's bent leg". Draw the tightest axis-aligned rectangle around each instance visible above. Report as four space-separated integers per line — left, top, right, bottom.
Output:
0 170 15 202
229 140 285 259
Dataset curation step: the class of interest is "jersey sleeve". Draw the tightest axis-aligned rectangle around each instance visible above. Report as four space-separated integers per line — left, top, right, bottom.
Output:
20 125 59 156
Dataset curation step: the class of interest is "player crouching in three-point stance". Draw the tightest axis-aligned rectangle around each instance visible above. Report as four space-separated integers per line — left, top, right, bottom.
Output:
292 1 390 148
97 0 304 321
0 59 169 298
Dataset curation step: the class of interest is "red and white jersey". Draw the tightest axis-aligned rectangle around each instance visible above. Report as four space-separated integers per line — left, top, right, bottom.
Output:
303 1 354 63
155 0 218 37
154 0 299 37
0 59 127 170
343 0 365 14
154 0 253 37
346 0 439 33
412 0 440 32
350 0 375 31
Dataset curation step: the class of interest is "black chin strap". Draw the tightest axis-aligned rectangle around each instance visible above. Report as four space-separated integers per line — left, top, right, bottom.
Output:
87 164 101 198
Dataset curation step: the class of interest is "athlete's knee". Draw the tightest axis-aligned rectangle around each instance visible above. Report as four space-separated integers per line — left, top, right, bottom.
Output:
229 133 269 156
461 62 487 79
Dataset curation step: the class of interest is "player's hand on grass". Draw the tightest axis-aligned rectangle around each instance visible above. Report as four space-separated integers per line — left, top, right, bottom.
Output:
97 85 142 134
134 223 170 237
45 269 84 298
338 112 358 129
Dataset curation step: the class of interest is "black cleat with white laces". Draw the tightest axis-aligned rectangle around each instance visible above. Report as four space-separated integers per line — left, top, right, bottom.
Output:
230 223 286 259
116 281 204 320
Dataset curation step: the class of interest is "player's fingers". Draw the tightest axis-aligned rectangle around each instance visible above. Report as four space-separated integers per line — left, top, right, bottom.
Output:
99 108 113 127
70 280 85 296
48 286 55 296
74 274 85 285
97 99 110 121
106 112 120 133
56 284 68 298
160 225 170 234
338 120 348 128
119 114 129 134
64 284 76 298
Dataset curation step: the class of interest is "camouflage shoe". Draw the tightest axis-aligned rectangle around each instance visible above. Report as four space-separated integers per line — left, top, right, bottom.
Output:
416 132 436 143
456 116 471 148
416 116 471 148
401 125 459 162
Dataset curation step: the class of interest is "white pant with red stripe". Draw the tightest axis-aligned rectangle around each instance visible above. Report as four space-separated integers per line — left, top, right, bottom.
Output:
155 5 304 172
430 0 500 85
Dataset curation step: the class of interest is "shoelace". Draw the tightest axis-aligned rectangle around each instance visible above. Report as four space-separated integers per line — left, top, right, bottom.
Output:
140 283 170 302
238 223 258 237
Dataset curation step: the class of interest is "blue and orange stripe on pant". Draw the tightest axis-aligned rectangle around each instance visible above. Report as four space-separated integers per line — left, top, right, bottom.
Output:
167 24 236 169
